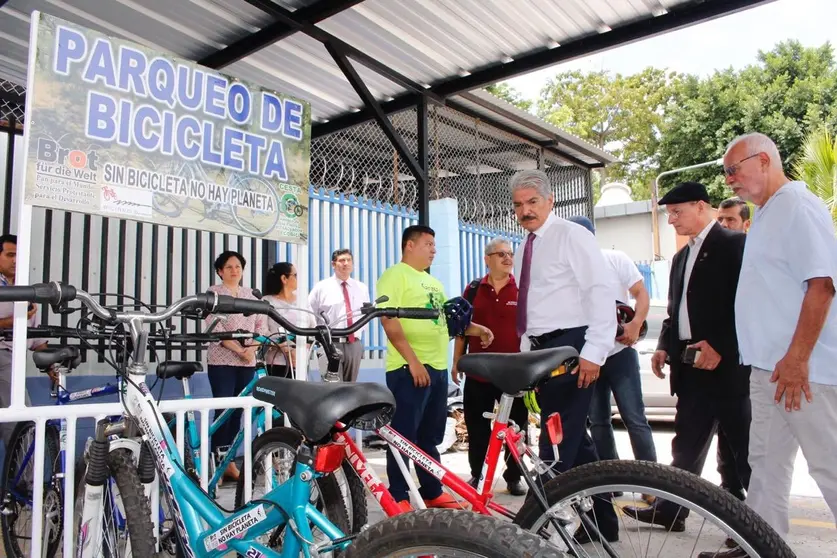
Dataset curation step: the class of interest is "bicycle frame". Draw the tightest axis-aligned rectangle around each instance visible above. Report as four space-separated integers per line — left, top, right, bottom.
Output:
336 390 544 521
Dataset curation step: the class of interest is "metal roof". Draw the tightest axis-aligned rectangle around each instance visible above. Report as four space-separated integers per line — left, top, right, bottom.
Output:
0 0 774 167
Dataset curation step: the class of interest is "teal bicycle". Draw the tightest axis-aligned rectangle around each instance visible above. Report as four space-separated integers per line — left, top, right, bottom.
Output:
159 331 289 498
0 282 566 558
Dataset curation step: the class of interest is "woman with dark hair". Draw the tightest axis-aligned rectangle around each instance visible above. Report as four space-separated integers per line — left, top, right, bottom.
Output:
205 250 267 482
263 262 315 378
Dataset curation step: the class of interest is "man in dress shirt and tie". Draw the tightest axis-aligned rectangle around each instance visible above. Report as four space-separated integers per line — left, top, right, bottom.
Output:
510 169 619 542
623 181 751 535
308 249 370 382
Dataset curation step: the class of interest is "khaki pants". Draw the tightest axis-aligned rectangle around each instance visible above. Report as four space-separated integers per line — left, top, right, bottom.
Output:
747 367 837 538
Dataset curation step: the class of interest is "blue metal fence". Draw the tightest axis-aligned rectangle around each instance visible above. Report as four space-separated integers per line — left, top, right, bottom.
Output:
458 222 522 289
277 187 417 357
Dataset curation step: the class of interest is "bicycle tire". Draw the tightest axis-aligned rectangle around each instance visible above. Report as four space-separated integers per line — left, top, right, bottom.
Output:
233 427 350 552
75 448 156 557
513 460 795 558
1 421 62 558
344 509 568 558
339 459 368 532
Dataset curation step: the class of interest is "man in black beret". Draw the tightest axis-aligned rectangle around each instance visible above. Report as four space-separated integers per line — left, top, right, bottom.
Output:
622 182 751 543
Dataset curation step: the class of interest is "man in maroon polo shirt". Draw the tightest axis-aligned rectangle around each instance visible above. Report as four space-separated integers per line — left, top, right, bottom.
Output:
452 237 528 496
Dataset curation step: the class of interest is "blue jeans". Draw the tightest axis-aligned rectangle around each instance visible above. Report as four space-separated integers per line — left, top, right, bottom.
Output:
385 365 448 503
589 347 657 462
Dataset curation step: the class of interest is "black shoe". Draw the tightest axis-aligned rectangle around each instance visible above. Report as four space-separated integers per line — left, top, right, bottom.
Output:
697 545 747 558
506 480 527 496
573 526 619 545
467 477 479 489
621 504 686 532
724 537 737 548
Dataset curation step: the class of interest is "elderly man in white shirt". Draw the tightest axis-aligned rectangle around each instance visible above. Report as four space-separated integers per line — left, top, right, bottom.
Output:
704 132 837 557
308 249 371 382
511 169 619 543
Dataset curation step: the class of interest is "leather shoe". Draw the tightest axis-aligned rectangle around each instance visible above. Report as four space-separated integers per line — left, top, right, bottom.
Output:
621 504 686 532
506 480 527 496
697 545 747 558
573 526 619 545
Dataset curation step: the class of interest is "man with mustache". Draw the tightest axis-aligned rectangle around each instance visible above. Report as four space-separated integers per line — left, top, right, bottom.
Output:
510 169 619 543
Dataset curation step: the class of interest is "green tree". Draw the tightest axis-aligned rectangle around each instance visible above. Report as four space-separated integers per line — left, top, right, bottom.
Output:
658 40 837 205
484 82 533 112
793 127 837 226
536 67 684 201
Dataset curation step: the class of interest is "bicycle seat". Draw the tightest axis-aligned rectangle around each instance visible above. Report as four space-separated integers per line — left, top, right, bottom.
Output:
252 377 395 443
32 346 81 372
457 347 579 394
156 361 203 380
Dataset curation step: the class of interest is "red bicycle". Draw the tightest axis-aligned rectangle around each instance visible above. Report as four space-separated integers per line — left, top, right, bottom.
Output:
236 321 794 557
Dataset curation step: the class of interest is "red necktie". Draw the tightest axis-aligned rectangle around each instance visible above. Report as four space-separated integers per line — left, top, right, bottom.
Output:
342 281 356 343
516 233 536 338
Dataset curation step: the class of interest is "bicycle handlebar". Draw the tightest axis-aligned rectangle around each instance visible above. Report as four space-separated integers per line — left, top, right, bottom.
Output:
0 283 440 376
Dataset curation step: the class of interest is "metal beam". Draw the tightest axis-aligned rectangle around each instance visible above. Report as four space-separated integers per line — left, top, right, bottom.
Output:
446 101 596 170
198 0 365 69
313 0 772 136
241 0 443 104
3 115 15 234
417 95 429 225
325 41 425 183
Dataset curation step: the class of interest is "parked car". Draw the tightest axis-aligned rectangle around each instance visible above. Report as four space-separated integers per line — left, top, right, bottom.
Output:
611 306 677 420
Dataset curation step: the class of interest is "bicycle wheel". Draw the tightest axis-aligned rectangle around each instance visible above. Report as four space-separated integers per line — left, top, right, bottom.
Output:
0 422 62 558
338 459 368 533
234 427 349 555
513 460 795 558
74 448 156 557
345 509 567 557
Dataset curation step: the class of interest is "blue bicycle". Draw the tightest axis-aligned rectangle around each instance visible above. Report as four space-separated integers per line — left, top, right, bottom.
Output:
0 341 126 558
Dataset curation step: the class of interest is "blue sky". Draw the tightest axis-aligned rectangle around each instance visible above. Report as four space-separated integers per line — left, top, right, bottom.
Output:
506 0 837 102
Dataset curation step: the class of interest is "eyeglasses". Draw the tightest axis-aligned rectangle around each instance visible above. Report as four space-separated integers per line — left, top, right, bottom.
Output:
488 251 514 259
664 202 698 219
723 153 760 177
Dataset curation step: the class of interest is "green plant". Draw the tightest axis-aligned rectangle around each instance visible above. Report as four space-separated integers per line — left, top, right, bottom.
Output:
793 127 837 227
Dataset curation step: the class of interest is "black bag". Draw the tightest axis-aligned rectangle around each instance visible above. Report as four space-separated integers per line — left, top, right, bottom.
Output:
460 278 481 354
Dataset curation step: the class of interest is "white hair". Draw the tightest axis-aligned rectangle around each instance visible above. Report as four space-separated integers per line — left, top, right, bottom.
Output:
484 237 511 256
508 169 552 199
724 132 783 169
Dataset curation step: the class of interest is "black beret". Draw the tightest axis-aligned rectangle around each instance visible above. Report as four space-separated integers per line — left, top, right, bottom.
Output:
658 181 710 205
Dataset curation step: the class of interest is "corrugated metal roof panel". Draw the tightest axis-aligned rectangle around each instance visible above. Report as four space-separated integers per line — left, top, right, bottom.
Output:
1 0 772 120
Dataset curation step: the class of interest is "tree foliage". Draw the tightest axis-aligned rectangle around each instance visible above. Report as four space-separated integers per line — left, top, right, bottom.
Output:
658 40 837 204
536 68 684 201
525 40 837 207
483 82 533 112
793 126 837 226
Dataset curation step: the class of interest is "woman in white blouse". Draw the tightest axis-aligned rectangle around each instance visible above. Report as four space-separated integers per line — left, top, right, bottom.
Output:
262 262 316 378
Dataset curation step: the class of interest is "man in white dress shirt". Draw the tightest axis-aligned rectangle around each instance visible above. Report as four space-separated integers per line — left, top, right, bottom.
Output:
308 249 370 382
510 169 619 543
704 133 837 557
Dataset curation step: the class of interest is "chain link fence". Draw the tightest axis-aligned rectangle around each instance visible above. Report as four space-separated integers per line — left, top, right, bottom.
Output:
0 80 25 127
311 104 593 235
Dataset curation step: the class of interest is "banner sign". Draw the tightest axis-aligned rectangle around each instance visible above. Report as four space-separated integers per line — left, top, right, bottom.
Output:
23 13 311 243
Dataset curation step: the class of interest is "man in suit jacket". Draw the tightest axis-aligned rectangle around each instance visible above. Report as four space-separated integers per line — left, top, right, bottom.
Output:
623 181 751 533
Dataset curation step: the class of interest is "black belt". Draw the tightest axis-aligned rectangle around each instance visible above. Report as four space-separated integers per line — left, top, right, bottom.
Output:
528 328 571 348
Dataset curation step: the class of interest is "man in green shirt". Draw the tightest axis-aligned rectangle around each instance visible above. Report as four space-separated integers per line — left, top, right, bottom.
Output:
377 225 493 509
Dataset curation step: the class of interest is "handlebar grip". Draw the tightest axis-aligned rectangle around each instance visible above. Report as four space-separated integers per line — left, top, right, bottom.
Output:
395 308 440 320
211 295 272 316
0 283 76 305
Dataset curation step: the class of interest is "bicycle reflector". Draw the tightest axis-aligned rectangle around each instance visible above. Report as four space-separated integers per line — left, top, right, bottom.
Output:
314 443 345 474
546 413 563 447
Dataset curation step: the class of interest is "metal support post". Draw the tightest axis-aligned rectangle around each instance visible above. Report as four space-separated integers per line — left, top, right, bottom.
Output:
416 95 429 225
4 115 15 233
